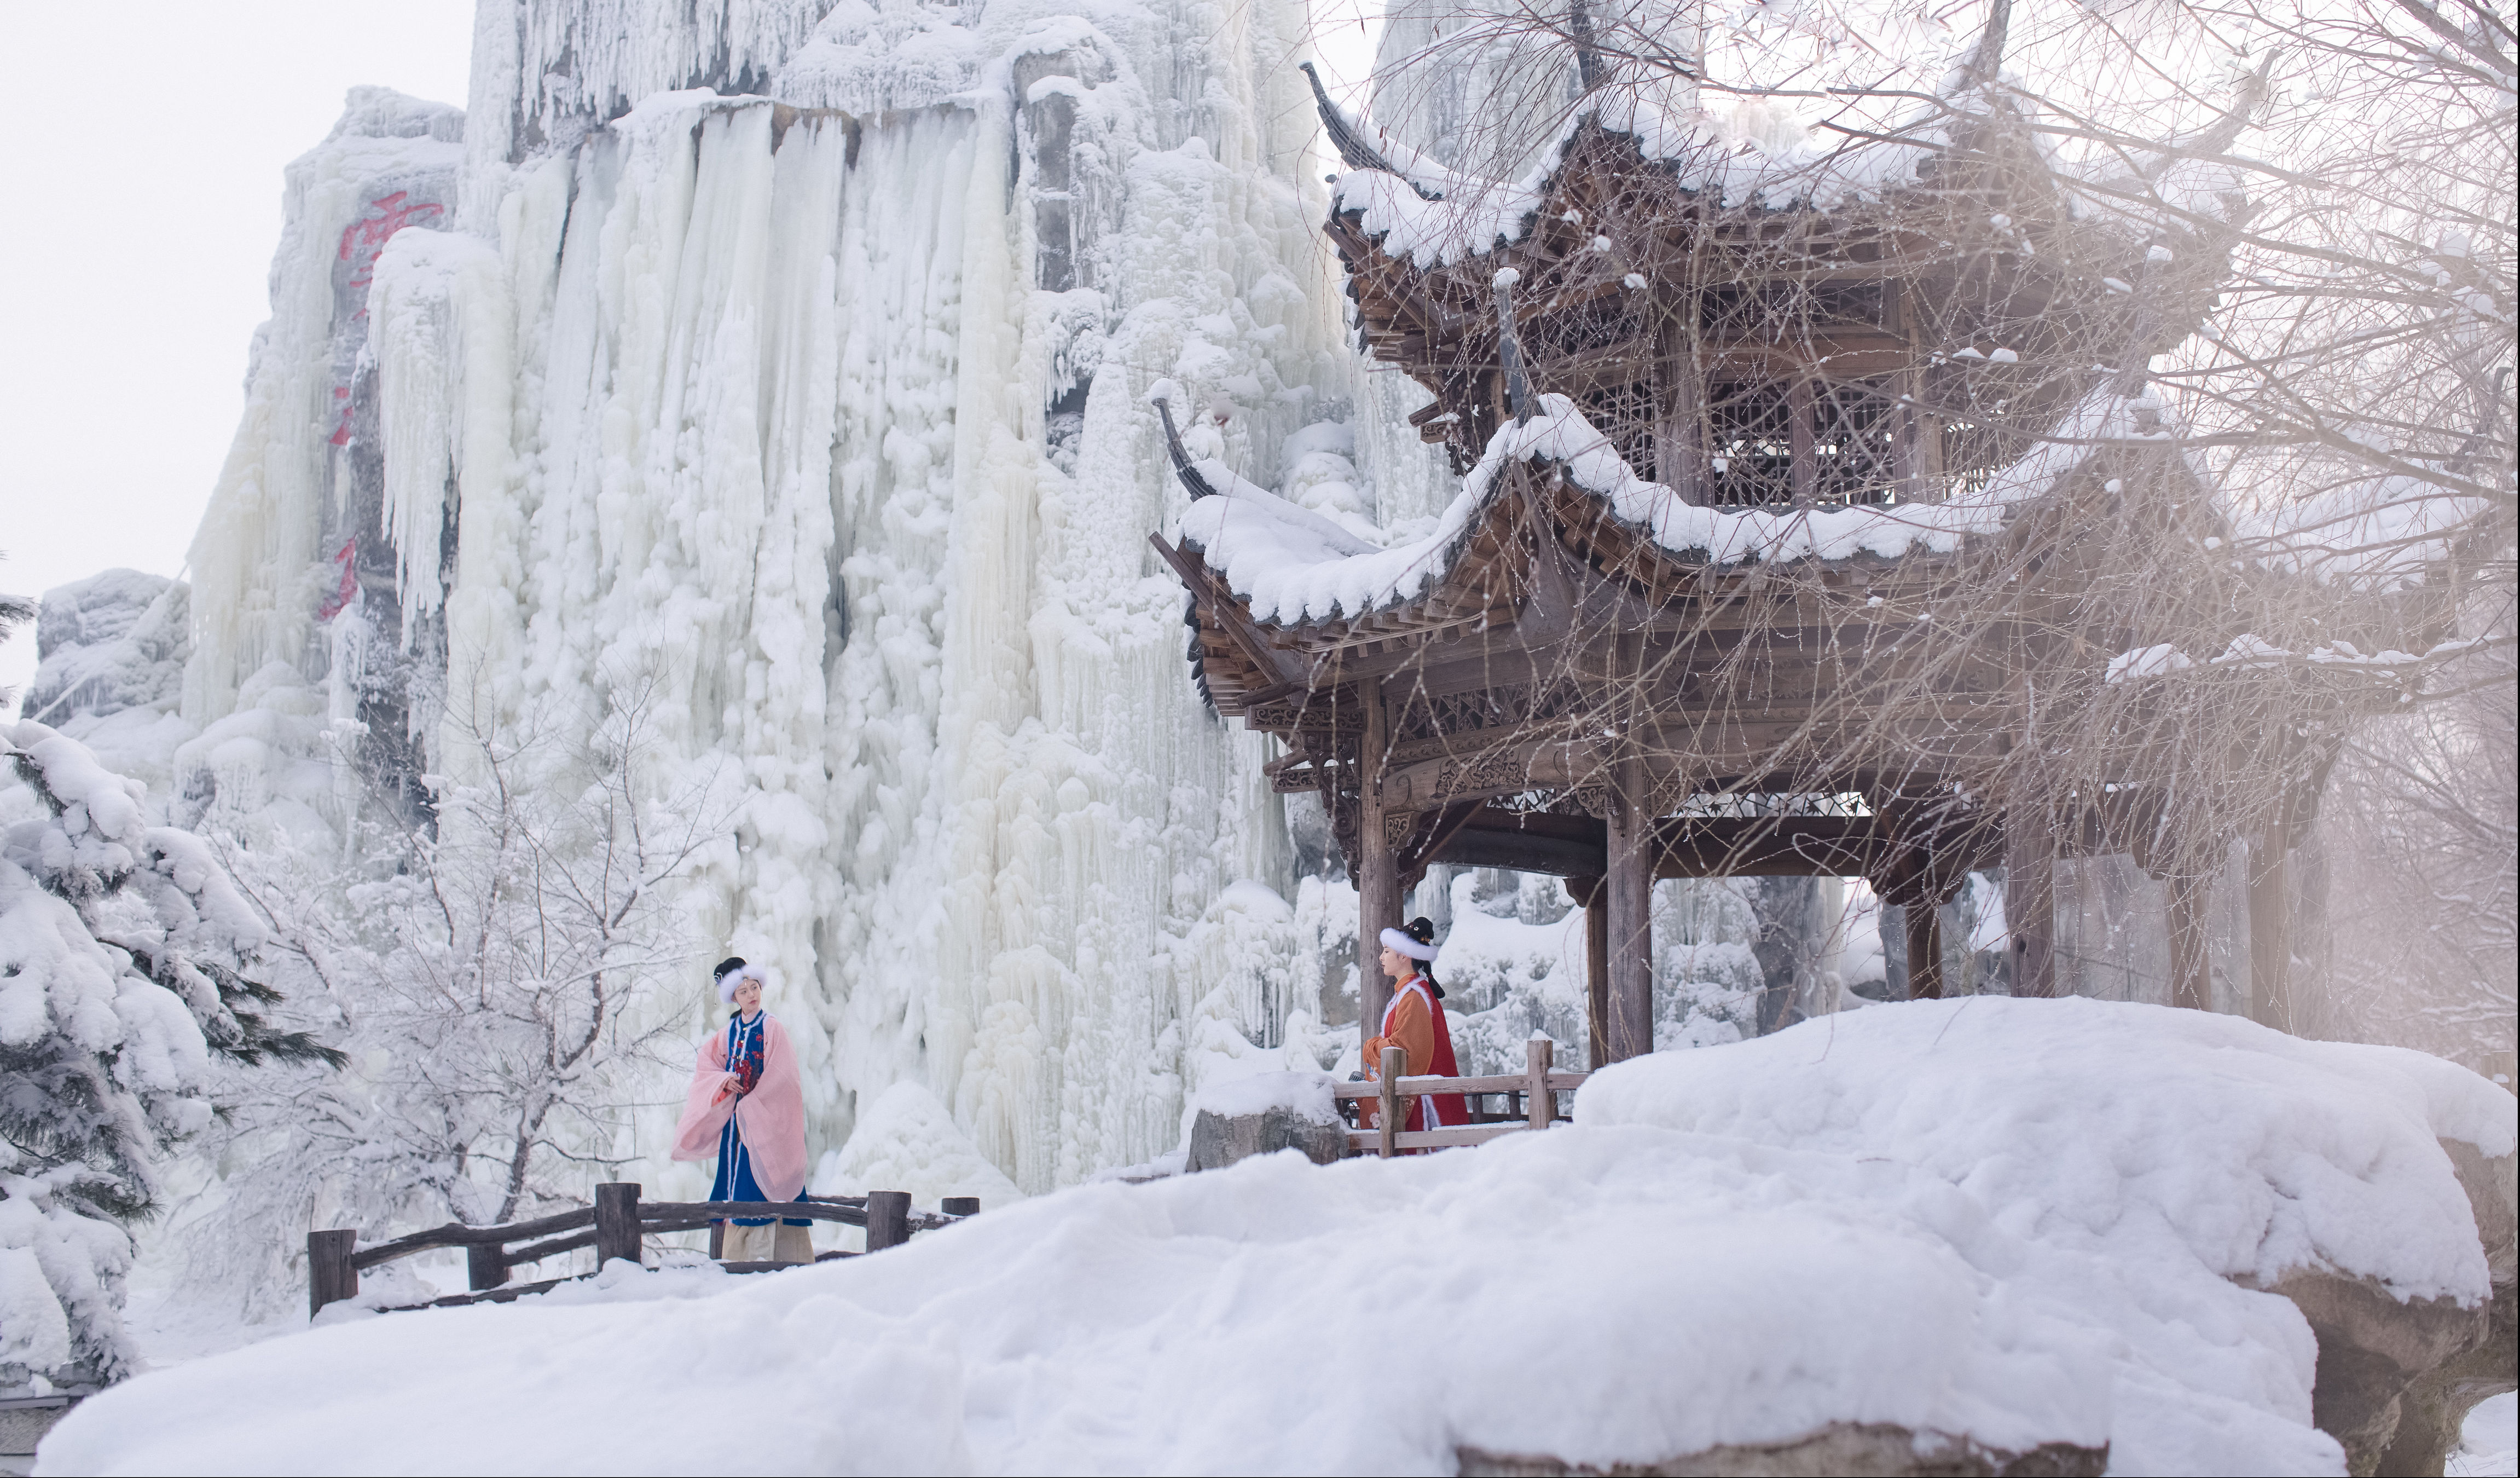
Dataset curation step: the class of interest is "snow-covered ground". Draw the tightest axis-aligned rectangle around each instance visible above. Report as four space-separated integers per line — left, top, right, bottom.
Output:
38 998 2511 1477
2451 1393 2519 1477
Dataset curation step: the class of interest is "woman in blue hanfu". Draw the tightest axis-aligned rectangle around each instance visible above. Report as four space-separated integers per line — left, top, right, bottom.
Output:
670 957 813 1263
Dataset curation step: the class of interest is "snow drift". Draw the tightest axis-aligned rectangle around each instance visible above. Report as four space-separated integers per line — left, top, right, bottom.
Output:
39 999 2512 1476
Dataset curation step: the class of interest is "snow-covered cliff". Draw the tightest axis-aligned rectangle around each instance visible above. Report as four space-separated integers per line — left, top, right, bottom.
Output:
173 0 1461 1197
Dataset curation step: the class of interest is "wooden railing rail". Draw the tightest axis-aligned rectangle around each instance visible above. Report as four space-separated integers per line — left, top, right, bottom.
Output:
1335 1039 1585 1157
311 1183 980 1317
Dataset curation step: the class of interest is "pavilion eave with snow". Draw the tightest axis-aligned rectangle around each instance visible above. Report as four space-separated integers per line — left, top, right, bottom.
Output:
1150 27 2353 1064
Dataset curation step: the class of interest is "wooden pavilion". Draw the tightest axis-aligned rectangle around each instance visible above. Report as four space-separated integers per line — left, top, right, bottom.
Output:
1149 36 2349 1061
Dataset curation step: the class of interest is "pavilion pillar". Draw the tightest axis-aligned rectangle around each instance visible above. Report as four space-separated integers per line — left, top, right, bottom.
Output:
1604 753 1655 1061
1357 682 1399 1038
1655 317 1704 505
2005 800 2056 998
1890 280 1944 504
1904 894 1944 1000
2246 821 2291 1031
2167 871 2211 1011
1787 377 1818 507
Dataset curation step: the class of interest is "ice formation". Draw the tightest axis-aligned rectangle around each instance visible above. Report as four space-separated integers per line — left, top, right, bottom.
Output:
159 0 1496 1202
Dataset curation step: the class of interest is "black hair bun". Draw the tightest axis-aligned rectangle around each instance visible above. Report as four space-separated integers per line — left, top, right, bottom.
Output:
713 956 748 981
1402 917 1437 945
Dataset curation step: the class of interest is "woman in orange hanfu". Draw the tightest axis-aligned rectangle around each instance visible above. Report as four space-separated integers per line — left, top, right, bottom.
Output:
1361 917 1468 1140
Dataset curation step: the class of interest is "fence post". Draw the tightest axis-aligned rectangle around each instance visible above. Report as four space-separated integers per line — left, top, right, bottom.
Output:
1525 1037 1554 1130
595 1182 642 1268
866 1191 912 1252
1378 1045 1405 1158
941 1197 979 1217
467 1242 508 1291
308 1228 358 1318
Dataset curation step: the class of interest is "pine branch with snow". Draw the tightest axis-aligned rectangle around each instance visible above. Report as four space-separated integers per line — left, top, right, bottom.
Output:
0 709 345 1390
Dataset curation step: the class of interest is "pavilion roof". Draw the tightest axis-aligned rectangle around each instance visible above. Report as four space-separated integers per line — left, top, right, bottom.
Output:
1305 54 2249 275
1156 388 2181 718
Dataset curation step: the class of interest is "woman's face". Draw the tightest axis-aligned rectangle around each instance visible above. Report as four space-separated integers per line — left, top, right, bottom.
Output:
733 978 764 1015
1380 945 1412 983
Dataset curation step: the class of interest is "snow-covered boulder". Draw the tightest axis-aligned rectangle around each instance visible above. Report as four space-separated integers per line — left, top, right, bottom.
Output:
1185 1069 1346 1171
37 1000 2512 1476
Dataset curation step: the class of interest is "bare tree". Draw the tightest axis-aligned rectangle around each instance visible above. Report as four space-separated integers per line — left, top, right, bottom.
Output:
192 674 727 1307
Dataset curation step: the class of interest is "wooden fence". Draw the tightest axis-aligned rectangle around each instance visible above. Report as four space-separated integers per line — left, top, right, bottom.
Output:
309 1182 976 1317
1334 1038 1586 1156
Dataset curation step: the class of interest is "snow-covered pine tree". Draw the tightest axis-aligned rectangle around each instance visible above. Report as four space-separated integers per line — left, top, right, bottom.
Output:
0 713 341 1393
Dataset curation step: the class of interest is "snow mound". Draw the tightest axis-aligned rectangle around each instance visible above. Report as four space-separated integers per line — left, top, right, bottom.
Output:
809 1082 1022 1210
42 999 2509 1476
1190 1069 1335 1124
1578 996 2510 1303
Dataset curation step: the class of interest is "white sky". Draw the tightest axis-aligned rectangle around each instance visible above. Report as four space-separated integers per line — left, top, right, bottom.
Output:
0 0 1377 714
0 0 476 711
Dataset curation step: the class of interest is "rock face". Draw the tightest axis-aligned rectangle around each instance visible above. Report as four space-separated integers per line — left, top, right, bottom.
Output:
24 570 187 723
2325 1136 2517 1477
1455 1425 2107 1477
1184 1106 1347 1172
2252 1135 2518 1476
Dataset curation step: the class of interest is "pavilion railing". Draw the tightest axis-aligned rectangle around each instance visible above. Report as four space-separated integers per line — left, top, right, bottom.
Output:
1334 1039 1586 1157
308 1183 978 1317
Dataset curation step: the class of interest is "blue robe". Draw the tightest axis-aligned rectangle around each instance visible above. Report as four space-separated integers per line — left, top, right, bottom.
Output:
709 1011 811 1227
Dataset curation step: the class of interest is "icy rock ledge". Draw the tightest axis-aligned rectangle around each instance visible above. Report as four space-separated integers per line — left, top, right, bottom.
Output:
1457 1423 2107 1476
1184 1070 1347 1172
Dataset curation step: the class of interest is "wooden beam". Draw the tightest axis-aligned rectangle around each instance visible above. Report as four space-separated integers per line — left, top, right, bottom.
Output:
1432 824 1606 876
1654 816 1894 879
1604 752 1655 1063
1358 683 1399 1038
1789 376 1817 507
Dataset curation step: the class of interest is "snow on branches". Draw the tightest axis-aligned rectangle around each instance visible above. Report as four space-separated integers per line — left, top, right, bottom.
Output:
0 720 338 1392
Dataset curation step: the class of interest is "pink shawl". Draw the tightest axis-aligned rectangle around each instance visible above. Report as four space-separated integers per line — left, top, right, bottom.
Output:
669 1012 808 1202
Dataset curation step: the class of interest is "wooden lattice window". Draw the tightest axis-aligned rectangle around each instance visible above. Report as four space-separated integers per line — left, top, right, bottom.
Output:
1700 377 1904 507
1576 378 1661 476
1810 380 1899 506
1706 382 1794 505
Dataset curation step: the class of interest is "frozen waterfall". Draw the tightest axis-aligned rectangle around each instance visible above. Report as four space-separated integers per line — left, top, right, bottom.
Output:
172 0 1457 1196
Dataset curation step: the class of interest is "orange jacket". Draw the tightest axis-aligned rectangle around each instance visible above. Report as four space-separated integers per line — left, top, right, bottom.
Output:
1364 982 1437 1082
1362 976 1466 1131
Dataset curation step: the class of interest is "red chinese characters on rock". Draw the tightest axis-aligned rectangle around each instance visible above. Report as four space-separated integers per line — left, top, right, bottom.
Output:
338 192 443 296
317 539 360 622
328 193 445 447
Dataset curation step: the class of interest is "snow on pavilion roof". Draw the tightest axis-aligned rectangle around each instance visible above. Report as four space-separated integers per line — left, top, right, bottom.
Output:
1329 95 1967 272
1173 388 2168 633
1316 62 2247 274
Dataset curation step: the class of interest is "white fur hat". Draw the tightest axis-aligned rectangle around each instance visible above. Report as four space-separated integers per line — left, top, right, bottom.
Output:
715 957 768 1003
1379 926 1438 962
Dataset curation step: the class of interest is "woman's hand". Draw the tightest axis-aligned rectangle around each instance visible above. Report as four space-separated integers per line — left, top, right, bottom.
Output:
715 1071 744 1099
